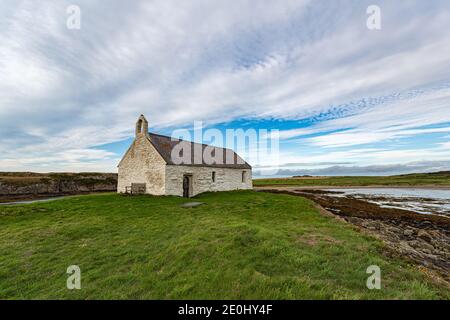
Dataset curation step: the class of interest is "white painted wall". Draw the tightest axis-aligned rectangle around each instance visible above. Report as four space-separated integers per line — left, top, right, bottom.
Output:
165 165 252 196
118 132 253 197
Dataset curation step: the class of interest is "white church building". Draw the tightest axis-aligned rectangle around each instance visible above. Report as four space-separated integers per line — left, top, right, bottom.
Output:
118 115 252 197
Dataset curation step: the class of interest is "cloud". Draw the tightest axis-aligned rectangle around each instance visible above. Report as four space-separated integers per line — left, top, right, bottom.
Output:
304 86 450 148
0 148 117 172
273 85 450 146
256 161 354 168
438 141 450 149
0 1 450 171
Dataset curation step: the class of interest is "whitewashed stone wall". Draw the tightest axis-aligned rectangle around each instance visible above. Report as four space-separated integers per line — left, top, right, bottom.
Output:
165 165 252 196
118 130 253 197
117 135 166 195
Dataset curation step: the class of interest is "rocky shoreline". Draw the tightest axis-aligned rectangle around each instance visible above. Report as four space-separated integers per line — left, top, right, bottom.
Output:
259 188 450 282
0 172 117 202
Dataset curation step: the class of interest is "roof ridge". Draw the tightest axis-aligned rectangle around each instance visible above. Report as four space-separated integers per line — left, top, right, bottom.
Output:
146 131 251 169
148 132 233 151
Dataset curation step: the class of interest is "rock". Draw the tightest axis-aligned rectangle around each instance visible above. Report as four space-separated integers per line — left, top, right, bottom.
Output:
335 213 450 276
419 220 433 228
408 240 435 252
385 232 400 241
361 220 381 230
408 240 420 248
387 226 400 233
425 253 439 261
346 217 362 224
420 241 435 251
427 230 441 238
417 230 433 242
180 202 205 208
398 241 417 255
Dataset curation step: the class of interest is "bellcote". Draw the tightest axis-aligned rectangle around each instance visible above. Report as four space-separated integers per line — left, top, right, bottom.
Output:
135 114 149 137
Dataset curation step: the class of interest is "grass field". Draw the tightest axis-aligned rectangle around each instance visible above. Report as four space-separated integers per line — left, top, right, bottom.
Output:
253 172 450 187
0 191 448 299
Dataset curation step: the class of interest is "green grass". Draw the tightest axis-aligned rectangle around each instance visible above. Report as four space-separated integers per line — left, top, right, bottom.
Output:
253 172 450 187
0 191 448 299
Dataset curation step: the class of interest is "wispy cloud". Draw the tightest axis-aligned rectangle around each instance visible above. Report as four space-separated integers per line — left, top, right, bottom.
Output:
0 0 450 173
303 86 450 148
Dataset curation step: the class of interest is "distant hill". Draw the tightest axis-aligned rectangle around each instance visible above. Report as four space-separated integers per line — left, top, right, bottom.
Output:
395 171 450 177
253 171 450 187
413 171 450 175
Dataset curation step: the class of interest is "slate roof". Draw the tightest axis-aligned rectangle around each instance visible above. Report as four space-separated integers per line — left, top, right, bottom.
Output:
147 133 251 169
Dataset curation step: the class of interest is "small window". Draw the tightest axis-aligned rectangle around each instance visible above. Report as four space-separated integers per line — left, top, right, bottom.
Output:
212 171 216 182
242 171 246 183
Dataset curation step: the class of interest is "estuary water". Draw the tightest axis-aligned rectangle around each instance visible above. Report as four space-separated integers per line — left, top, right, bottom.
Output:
325 188 450 217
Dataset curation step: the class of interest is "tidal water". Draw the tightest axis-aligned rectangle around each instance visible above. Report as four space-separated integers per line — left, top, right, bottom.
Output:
326 188 450 217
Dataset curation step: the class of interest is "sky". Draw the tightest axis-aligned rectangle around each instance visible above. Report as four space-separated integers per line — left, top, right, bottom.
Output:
0 0 449 177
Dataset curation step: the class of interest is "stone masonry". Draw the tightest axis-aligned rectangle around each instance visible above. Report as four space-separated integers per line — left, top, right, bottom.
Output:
117 115 253 197
165 165 252 197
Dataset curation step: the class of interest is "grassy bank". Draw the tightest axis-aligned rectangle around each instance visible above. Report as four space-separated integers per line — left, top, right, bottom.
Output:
0 191 448 299
253 172 450 187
